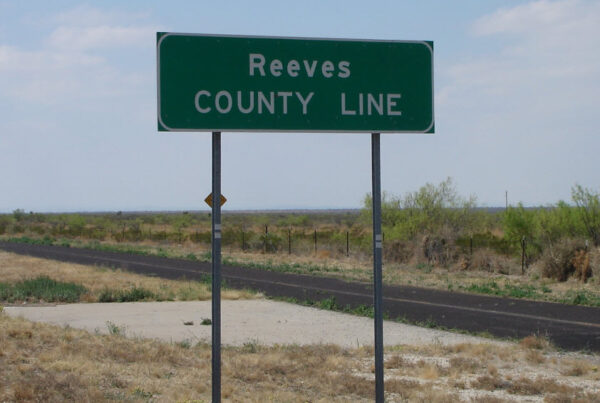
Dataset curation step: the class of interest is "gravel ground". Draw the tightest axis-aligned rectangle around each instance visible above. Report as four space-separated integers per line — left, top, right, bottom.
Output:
4 299 504 347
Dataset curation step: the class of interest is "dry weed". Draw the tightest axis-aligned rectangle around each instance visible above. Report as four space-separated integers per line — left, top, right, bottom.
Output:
0 314 373 402
1 312 599 402
419 364 440 380
573 249 592 282
590 246 600 276
509 376 575 395
467 248 512 274
471 396 510 403
419 234 457 266
525 349 547 364
539 239 587 282
487 364 498 377
384 354 411 369
519 334 552 350
316 250 331 259
384 240 414 263
559 358 594 376
449 356 481 373
471 374 511 391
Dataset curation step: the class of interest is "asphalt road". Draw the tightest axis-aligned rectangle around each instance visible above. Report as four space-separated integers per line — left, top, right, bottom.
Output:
1 240 599 351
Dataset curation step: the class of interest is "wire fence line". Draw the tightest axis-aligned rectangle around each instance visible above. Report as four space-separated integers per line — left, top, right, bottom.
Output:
3 221 595 272
108 225 561 266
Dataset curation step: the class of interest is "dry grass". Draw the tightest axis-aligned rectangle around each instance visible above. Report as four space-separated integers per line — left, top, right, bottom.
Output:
0 251 257 303
539 239 588 282
520 334 552 350
25 237 600 307
154 240 600 306
1 312 599 402
467 248 514 275
0 313 375 402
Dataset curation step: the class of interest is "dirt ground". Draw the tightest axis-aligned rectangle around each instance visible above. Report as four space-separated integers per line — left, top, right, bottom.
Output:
1 310 599 402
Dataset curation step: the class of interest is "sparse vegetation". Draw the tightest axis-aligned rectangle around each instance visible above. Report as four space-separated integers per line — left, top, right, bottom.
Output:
1 179 599 306
1 313 598 402
0 276 87 303
539 238 588 282
98 287 157 303
105 320 126 336
0 251 258 303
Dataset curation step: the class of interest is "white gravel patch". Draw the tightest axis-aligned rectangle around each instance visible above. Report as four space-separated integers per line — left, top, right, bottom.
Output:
5 299 504 347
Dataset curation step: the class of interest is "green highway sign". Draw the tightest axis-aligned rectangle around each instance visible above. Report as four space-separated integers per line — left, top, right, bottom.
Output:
157 33 434 133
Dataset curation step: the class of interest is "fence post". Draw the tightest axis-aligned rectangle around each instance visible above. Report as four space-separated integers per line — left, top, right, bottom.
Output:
264 225 268 253
288 228 291 255
314 229 317 255
521 236 526 275
346 231 349 257
241 228 245 251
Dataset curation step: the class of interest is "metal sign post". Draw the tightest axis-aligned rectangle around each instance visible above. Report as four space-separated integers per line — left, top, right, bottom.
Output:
157 33 434 402
211 131 222 403
371 132 384 402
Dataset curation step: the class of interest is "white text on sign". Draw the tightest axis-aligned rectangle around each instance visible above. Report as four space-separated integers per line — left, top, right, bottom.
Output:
192 53 402 117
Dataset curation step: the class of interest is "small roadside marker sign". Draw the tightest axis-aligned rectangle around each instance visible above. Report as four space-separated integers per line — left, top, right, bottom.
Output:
204 193 227 208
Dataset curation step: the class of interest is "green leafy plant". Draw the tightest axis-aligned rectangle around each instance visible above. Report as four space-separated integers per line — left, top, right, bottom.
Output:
106 321 125 336
318 296 339 310
572 184 600 246
177 339 192 349
0 276 87 303
98 287 156 303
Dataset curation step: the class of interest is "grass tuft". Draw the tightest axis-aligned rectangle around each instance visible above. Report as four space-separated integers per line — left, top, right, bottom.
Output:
0 276 87 303
105 321 125 336
98 287 156 303
519 335 553 351
0 251 258 303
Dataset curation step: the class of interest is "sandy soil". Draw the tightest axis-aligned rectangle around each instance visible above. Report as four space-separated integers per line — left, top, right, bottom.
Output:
4 299 502 348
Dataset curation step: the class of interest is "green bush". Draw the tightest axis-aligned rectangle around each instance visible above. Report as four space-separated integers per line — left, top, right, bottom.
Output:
364 177 478 241
7 236 55 246
150 230 169 241
456 232 514 256
260 232 283 252
12 209 25 222
0 216 10 235
0 276 87 303
535 201 583 243
67 214 86 236
502 204 536 242
572 184 600 246
98 287 156 302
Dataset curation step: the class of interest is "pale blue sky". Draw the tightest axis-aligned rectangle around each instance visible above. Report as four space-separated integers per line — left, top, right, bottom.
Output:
1 0 599 212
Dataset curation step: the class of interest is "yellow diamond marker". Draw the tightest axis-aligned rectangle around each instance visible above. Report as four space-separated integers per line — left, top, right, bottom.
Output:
204 193 227 208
